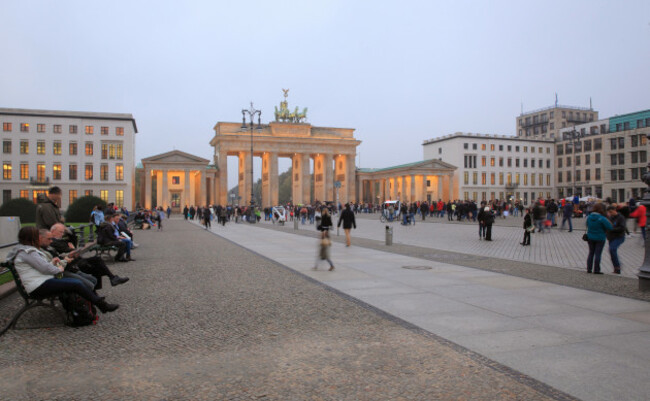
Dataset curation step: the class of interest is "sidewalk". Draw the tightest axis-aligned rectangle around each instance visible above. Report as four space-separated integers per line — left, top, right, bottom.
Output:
209 220 650 401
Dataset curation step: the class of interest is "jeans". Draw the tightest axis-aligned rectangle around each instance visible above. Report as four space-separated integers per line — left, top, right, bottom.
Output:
561 215 573 231
587 239 606 273
479 223 486 238
535 219 545 232
120 238 133 257
608 236 625 268
30 278 102 304
547 212 556 226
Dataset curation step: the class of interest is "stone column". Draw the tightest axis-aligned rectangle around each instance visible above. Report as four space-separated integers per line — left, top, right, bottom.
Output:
183 169 190 207
438 175 444 201
347 154 356 203
410 174 416 202
238 151 252 205
217 150 228 206
155 170 163 208
200 169 207 206
291 153 309 205
421 175 429 202
161 169 169 208
262 152 279 207
145 167 152 209
324 154 334 202
301 154 311 205
449 173 456 201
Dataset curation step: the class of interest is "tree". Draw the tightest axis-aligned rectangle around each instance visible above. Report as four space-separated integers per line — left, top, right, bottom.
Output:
65 196 106 223
0 198 37 223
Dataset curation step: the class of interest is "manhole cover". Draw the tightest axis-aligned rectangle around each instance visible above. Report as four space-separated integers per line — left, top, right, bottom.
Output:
402 265 432 270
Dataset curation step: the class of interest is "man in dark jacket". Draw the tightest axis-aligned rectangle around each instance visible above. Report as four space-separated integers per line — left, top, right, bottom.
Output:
35 186 64 230
607 205 627 274
97 211 132 262
337 204 357 247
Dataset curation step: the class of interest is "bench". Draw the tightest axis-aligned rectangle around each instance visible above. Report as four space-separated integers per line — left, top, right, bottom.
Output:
87 243 120 258
0 261 67 337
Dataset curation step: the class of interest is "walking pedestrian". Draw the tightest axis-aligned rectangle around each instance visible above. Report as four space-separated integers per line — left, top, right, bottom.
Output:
630 202 646 241
586 203 612 274
561 201 574 232
337 203 356 247
606 205 626 274
314 208 335 271
521 208 532 246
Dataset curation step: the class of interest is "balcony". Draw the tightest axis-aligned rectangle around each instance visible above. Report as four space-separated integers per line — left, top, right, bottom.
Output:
521 117 549 128
505 183 519 190
30 176 50 186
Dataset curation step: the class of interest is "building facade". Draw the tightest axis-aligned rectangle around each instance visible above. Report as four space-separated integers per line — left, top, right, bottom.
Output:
423 133 555 205
516 104 599 140
0 108 137 210
555 110 650 202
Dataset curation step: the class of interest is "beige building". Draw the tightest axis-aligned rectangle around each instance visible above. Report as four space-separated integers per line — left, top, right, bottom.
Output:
517 104 598 140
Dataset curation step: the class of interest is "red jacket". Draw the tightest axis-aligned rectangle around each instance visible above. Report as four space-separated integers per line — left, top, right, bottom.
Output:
630 204 647 227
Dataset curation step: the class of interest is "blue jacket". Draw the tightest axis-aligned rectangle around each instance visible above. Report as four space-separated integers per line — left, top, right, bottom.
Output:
586 212 612 241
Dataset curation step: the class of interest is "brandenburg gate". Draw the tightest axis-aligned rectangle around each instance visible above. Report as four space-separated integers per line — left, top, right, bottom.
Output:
210 93 361 206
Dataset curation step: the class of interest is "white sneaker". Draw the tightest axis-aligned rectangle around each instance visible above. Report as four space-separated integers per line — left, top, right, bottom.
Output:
132 243 139 248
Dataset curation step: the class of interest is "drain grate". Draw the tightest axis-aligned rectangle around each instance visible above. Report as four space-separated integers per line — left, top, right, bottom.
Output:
402 265 433 270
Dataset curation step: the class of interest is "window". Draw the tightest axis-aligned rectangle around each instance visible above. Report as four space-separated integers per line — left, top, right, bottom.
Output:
550 122 555 130
515 158 520 167
20 123 29 132
116 164 124 180
3 162 11 180
116 127 124 136
481 156 486 167
69 190 78 204
472 143 477 150
3 122 12 132
490 173 495 185
69 164 77 180
100 190 108 202
53 141 62 155
619 169 625 180
85 143 93 156
52 163 61 180
507 145 512 151
585 154 590 165
499 172 504 185
490 144 495 151
632 168 639 180
566 171 571 182
595 168 601 180
85 125 94 135
507 158 512 167
499 157 503 167
37 163 46 182
109 144 116 159
546 174 551 186
524 146 528 153
611 170 617 181
515 146 520 152
523 173 528 185
69 142 77 155
632 135 639 147
557 144 564 155
20 190 28 199
558 172 563 183
583 140 592 151
53 124 62 134
464 143 468 149
463 172 469 185
641 151 647 163
507 173 512 185
115 190 124 207
481 172 486 185
531 159 535 168
546 159 551 169
576 155 581 166
566 157 571 167
558 158 563 168
37 140 45 155
85 164 93 180
37 124 46 133
481 144 486 151
69 125 78 134
515 173 520 185
499 145 503 151
472 172 478 185
20 163 28 180
611 154 617 166
116 144 123 159
3 140 11 154
85 190 93 197
100 164 109 180
618 137 625 149
595 153 601 164
576 170 581 182
618 153 625 165
585 169 591 181
101 126 109 135
531 173 535 186
524 159 528 168
32 190 46 204
101 144 108 159
594 138 602 150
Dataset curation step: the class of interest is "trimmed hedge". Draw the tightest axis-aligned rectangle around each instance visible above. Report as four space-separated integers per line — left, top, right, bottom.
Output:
65 196 106 223
0 198 37 223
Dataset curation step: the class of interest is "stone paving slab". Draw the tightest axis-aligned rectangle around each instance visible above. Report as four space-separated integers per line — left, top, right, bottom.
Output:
0 219 574 400
208 220 650 401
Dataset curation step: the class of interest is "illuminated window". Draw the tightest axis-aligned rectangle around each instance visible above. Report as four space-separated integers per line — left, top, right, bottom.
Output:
85 190 93 197
53 141 62 155
20 123 29 132
116 144 123 159
490 144 495 151
53 124 62 133
100 164 108 180
2 122 12 132
490 157 495 167
481 172 486 185
85 143 93 156
20 163 28 180
463 172 469 185
481 144 486 151
115 164 124 180
85 125 94 134
53 163 61 180
20 190 28 199
101 144 108 159
499 172 504 185
116 127 124 136
69 142 77 155
37 163 46 181
109 144 116 159
69 190 78 204
69 125 77 134
69 164 77 180
481 156 486 167
490 173 495 185
101 126 109 135
37 124 46 133
523 174 528 185
20 140 28 154
3 140 11 154
100 190 108 202
115 190 124 207
37 140 45 155
515 173 520 185
85 164 93 180
3 162 11 179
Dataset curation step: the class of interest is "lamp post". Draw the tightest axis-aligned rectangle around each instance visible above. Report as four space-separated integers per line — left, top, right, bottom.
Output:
241 102 262 224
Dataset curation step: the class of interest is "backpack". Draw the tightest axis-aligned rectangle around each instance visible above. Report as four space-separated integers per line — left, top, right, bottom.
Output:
59 292 98 327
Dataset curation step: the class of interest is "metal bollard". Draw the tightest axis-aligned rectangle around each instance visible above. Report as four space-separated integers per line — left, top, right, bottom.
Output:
294 217 299 230
385 225 393 245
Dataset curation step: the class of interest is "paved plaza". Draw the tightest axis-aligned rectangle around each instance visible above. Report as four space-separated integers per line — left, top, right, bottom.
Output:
1 216 649 400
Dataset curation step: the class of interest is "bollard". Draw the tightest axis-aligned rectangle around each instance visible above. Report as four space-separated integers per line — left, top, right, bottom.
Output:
294 216 299 230
385 225 393 245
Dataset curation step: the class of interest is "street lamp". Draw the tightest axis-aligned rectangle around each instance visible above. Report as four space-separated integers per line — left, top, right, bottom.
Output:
564 126 585 198
241 102 262 223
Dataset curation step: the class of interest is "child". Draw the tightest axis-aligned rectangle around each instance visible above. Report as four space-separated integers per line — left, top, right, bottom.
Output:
521 208 532 246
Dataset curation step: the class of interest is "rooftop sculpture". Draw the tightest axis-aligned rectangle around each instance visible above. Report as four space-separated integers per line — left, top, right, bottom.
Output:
274 89 308 123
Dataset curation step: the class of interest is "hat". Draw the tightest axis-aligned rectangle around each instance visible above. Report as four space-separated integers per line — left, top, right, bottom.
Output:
484 207 490 212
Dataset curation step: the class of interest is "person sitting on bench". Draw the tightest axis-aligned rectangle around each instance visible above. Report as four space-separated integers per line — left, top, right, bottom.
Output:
7 227 118 313
49 224 129 289
97 210 134 262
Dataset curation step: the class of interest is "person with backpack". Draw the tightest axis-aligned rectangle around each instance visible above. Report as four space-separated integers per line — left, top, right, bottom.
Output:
337 203 357 247
7 227 118 314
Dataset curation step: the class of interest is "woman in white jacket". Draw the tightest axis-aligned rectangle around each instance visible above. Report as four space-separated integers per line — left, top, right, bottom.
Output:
7 227 118 313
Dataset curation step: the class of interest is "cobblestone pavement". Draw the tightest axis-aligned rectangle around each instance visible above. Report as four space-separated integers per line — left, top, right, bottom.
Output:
0 219 575 400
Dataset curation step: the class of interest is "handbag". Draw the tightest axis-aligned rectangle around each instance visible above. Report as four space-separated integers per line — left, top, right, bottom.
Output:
582 233 589 241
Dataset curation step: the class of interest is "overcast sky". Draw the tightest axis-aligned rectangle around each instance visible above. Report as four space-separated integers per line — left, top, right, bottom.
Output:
2 0 649 186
